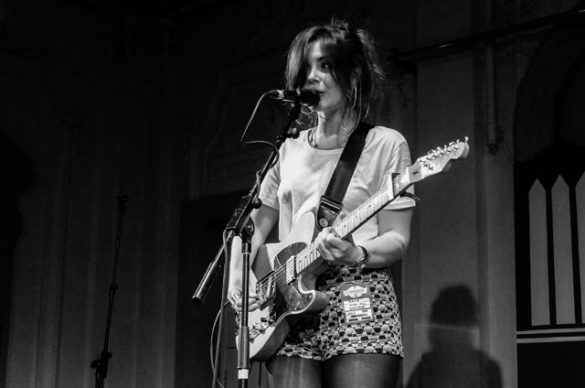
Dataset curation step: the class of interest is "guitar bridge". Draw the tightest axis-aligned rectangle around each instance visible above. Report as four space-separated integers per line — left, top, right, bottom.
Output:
249 312 276 341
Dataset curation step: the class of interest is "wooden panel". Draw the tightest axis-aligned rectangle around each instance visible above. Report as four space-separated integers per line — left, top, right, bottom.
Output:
529 180 549 326
578 176 585 321
552 177 575 324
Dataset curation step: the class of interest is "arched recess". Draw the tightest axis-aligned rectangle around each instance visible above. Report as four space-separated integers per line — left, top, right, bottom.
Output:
514 6 585 387
514 7 585 161
0 131 35 388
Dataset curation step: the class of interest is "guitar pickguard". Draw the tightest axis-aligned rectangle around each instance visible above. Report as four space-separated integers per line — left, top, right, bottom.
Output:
257 241 309 315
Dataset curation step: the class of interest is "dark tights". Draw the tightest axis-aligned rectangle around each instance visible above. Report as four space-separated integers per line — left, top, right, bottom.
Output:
266 353 401 388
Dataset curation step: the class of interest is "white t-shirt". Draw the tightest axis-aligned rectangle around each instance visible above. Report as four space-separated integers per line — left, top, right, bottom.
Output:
259 125 416 244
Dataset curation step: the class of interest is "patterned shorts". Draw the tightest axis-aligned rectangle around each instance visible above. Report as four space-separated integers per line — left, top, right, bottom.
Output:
275 266 403 361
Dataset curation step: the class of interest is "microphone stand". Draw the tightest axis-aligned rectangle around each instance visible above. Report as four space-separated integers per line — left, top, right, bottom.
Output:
193 101 303 388
91 195 128 388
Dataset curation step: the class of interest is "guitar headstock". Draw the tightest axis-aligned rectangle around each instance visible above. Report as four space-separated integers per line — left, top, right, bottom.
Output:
405 137 470 184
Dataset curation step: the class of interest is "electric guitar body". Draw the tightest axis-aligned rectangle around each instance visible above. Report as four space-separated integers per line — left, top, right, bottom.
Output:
246 212 329 360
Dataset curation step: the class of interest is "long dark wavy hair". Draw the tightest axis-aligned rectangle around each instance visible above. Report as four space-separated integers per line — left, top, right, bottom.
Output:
285 19 386 125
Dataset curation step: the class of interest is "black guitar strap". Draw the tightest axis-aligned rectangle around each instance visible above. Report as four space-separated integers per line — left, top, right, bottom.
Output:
316 122 372 230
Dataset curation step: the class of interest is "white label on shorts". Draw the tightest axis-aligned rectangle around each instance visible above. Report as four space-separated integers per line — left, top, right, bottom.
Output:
340 282 374 324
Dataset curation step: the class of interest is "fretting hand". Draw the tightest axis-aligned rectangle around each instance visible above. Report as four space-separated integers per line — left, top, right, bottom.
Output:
314 227 362 267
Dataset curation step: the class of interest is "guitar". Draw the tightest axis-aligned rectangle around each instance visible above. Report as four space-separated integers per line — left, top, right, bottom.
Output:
238 138 470 360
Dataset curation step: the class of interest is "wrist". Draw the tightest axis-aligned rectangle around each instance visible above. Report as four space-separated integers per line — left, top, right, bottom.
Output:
351 245 370 269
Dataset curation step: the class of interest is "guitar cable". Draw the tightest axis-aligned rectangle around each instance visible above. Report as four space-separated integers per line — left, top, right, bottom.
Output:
210 297 263 387
208 228 233 388
210 231 264 388
209 302 228 388
240 90 280 161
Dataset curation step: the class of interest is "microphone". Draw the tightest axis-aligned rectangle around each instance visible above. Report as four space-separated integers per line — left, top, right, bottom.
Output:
268 89 320 106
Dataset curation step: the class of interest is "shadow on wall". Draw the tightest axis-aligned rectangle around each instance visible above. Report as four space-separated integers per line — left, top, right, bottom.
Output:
406 285 502 388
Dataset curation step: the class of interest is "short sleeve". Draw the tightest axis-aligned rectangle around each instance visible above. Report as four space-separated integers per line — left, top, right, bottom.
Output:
258 158 280 211
382 139 416 211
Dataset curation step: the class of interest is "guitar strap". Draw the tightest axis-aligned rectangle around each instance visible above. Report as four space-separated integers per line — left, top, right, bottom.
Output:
316 122 372 230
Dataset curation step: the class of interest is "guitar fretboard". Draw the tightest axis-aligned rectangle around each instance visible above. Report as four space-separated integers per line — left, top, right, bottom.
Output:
284 174 409 283
333 189 393 239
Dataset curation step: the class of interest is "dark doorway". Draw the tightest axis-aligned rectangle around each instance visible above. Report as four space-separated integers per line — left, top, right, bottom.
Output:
0 130 35 388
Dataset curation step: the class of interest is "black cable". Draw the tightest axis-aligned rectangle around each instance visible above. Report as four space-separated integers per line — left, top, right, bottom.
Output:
209 301 230 388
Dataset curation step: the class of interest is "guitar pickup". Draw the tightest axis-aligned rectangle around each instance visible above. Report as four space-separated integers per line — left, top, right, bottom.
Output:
285 255 298 283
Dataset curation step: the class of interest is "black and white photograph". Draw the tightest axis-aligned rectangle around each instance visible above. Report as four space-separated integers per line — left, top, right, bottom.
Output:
1 1 584 387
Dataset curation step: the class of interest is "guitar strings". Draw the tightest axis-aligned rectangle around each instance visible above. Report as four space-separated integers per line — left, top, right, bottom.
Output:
255 191 390 293
253 142 464 293
257 230 349 289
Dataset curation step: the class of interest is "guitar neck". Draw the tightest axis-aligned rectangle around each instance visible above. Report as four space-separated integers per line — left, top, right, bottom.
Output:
290 173 410 279
333 172 410 239
332 189 392 240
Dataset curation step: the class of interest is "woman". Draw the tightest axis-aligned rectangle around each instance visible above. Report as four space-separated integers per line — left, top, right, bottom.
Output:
228 19 415 388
